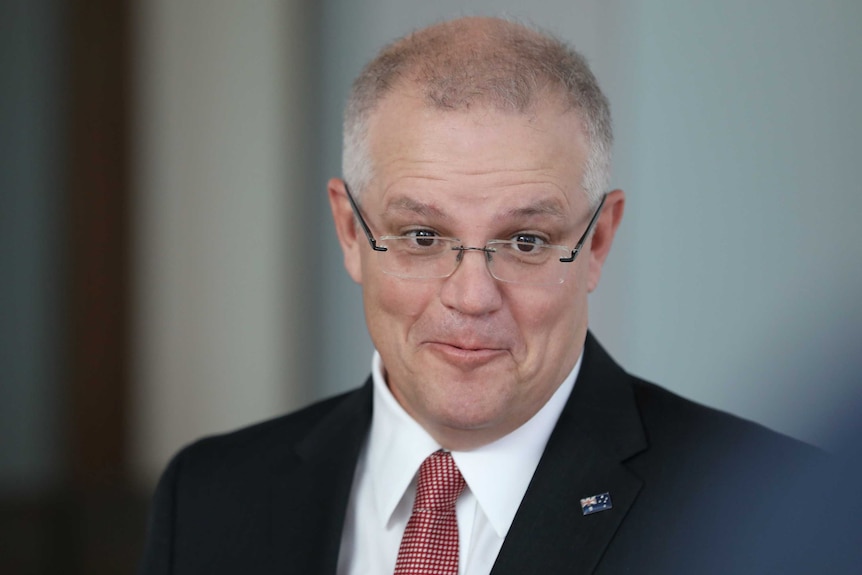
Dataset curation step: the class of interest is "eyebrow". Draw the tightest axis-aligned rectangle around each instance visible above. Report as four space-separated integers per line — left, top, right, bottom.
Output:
382 197 447 219
382 196 570 222
501 199 569 221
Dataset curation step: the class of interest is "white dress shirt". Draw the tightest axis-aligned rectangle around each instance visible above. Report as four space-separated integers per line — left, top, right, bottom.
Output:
337 350 582 575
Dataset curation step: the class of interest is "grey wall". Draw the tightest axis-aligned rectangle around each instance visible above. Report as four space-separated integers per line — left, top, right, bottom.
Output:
601 0 862 444
131 0 321 482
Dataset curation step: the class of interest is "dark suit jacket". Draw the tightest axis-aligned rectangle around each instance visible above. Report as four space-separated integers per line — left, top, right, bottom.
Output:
139 333 817 574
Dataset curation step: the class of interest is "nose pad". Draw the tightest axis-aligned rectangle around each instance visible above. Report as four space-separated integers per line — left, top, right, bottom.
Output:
442 246 502 314
452 246 495 276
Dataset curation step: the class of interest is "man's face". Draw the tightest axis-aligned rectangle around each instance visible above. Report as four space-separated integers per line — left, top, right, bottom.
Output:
329 88 623 450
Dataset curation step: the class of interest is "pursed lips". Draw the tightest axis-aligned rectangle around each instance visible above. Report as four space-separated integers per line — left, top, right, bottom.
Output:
423 336 508 351
422 340 509 367
438 342 503 351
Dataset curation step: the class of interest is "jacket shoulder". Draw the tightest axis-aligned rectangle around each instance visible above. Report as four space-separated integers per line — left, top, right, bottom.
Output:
139 384 371 573
172 384 370 474
631 377 815 456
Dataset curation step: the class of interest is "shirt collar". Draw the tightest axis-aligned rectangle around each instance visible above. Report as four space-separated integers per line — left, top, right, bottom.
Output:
366 350 582 538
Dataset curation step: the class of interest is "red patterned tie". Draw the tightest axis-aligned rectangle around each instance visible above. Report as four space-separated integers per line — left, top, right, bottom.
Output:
394 450 466 575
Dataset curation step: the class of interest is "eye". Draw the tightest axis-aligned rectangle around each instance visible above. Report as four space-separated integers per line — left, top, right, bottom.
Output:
405 229 439 247
511 234 547 253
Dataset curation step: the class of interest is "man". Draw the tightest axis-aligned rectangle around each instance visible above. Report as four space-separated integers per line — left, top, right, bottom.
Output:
140 17 815 574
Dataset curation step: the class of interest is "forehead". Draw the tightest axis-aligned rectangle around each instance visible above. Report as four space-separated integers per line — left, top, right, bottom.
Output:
363 88 590 215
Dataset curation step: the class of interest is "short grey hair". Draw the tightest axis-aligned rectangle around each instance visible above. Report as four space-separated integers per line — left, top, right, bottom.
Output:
342 17 613 207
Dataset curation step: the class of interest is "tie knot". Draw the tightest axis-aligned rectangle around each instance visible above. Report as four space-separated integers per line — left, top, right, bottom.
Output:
414 450 466 511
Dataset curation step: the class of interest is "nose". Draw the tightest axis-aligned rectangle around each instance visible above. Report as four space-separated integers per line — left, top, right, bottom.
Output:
439 247 503 315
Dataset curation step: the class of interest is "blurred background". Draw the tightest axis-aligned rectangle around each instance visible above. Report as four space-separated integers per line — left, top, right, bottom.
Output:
2 0 860 572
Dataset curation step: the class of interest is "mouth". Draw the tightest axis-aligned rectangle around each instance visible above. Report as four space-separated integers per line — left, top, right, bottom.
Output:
424 341 508 369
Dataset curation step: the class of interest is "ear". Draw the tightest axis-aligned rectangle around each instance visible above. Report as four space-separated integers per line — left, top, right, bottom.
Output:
586 188 625 293
327 178 363 283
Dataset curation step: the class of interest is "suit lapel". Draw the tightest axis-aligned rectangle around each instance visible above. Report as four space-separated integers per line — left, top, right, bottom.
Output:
268 380 373 575
491 333 648 574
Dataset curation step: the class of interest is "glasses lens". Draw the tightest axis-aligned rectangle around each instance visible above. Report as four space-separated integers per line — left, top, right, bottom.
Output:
376 236 461 279
486 241 568 285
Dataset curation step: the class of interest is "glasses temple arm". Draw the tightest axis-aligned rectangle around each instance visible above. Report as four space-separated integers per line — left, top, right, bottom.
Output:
559 193 607 263
344 183 388 252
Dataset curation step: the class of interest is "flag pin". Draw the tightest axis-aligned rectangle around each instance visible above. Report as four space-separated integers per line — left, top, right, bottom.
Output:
580 492 612 516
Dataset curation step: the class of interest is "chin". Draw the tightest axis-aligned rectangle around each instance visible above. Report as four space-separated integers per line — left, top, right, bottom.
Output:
432 394 508 429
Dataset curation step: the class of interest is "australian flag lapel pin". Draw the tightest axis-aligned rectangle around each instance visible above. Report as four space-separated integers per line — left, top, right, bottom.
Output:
580 492 612 516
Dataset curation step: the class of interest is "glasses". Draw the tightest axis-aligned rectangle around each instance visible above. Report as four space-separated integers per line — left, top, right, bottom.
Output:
344 183 607 285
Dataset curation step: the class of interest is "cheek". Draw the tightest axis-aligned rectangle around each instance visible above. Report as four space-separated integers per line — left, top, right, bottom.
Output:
363 269 437 331
510 282 586 352
516 295 555 329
